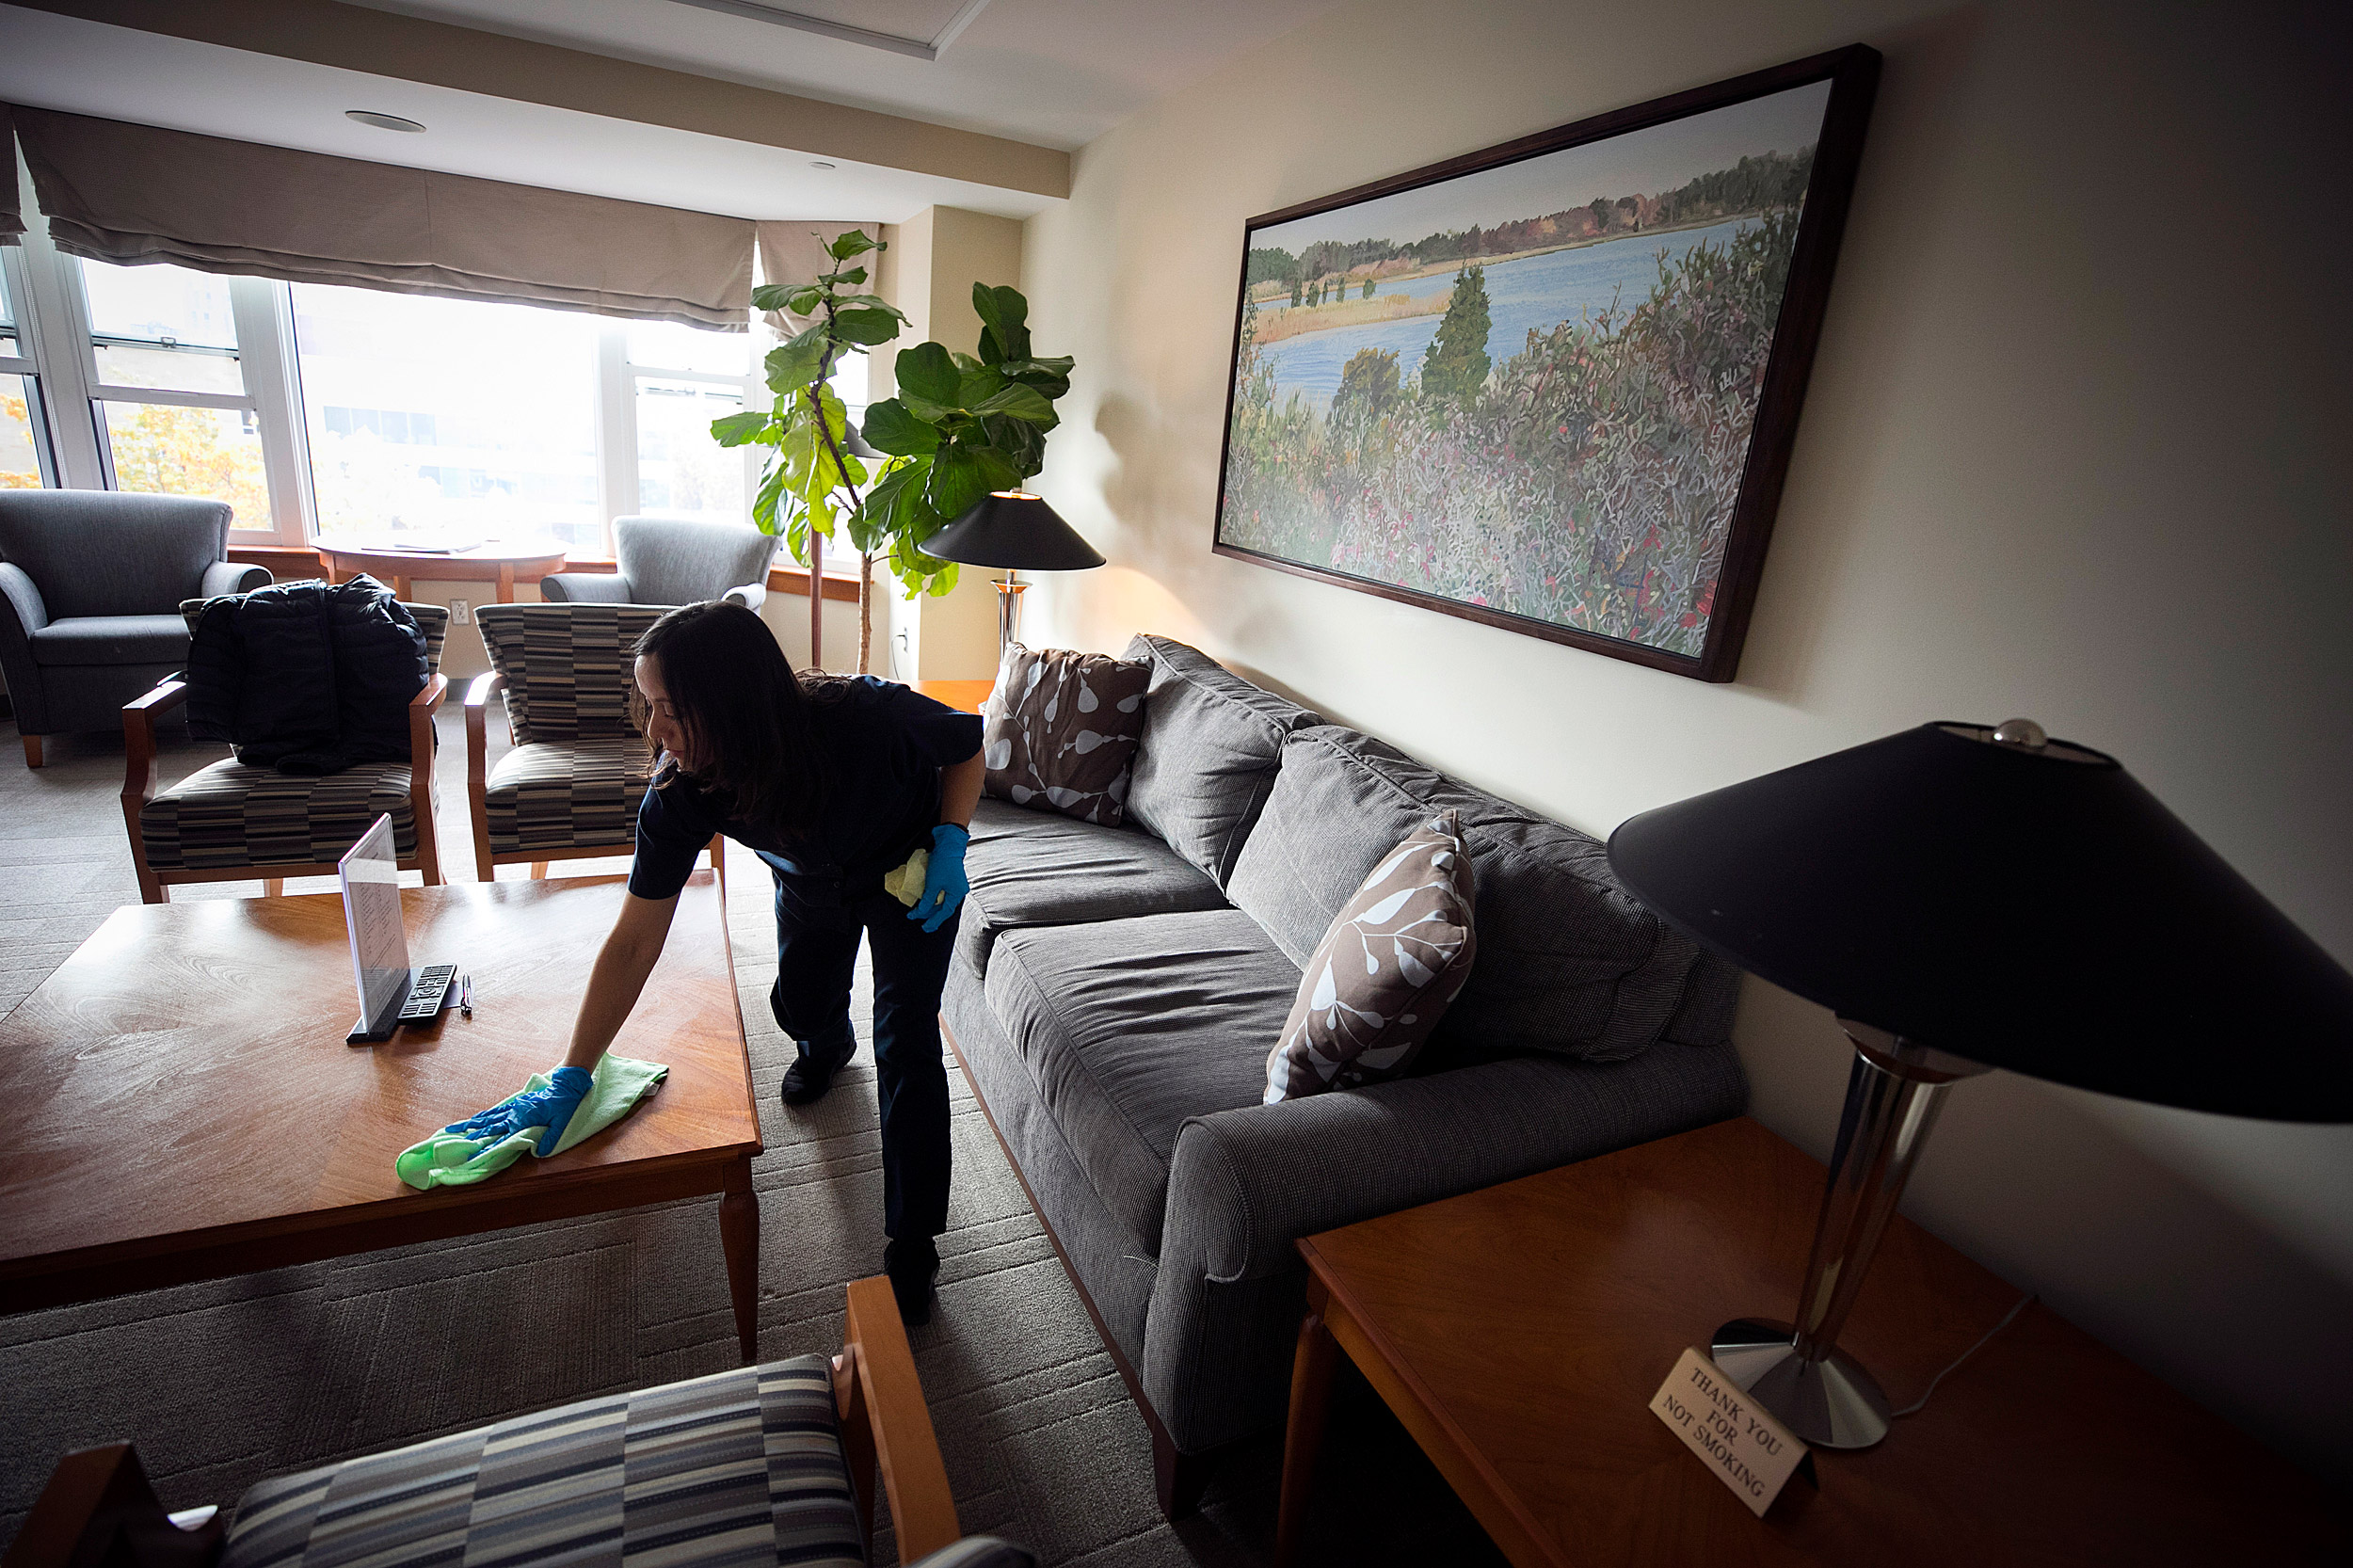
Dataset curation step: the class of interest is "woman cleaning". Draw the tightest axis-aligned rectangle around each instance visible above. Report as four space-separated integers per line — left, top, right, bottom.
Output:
446 600 985 1323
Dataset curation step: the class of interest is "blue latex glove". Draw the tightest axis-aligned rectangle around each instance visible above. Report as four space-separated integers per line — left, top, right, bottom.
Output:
443 1064 594 1157
908 823 970 934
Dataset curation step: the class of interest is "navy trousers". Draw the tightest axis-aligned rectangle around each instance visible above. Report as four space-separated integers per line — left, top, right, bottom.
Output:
766 870 957 1240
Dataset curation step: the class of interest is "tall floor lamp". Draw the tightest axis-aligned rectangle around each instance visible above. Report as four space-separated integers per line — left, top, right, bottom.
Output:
921 490 1106 659
1606 719 2353 1448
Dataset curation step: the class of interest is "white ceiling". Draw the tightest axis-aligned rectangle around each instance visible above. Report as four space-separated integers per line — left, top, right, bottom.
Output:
349 0 1349 150
0 0 1347 222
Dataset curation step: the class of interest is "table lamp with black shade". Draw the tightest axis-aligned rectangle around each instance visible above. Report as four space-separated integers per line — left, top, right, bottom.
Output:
921 490 1105 657
1606 719 2353 1449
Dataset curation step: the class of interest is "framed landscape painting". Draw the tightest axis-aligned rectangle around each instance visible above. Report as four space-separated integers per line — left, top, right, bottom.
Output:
1212 46 1880 681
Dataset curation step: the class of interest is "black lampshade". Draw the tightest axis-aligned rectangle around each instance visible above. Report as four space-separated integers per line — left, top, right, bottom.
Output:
924 491 1105 571
1606 723 2353 1121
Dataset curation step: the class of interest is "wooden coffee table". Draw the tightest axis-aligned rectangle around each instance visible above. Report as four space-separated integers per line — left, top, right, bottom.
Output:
314 536 570 604
0 873 766 1361
1276 1116 2343 1565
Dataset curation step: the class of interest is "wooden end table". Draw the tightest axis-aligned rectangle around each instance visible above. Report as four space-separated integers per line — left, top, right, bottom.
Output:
314 536 570 604
0 872 767 1362
913 679 995 715
1275 1116 2343 1565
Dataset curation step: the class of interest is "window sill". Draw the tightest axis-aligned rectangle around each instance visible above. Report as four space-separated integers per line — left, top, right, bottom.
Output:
224 545 862 602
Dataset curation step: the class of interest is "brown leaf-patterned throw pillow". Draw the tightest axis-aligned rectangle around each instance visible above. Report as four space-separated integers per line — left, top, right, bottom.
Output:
981 643 1151 826
1264 809 1477 1103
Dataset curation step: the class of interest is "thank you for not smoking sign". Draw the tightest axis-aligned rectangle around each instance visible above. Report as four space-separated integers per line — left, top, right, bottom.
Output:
1649 1347 1807 1517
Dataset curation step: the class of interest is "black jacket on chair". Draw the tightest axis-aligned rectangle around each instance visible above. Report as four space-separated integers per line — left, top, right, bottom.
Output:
185 577 428 774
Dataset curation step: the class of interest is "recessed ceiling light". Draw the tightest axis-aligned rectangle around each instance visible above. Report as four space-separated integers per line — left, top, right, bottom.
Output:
809 161 837 170
345 110 426 133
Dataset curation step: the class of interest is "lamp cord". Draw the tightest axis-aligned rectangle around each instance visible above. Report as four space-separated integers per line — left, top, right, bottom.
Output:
1890 1290 2036 1418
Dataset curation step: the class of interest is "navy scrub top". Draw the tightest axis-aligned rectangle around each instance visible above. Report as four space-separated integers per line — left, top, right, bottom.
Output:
628 677 984 905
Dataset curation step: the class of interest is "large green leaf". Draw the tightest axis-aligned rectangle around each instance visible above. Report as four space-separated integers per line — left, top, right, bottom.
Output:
785 285 825 316
831 307 904 346
957 365 1007 408
710 409 772 448
824 265 869 287
765 336 827 392
951 351 986 375
749 283 795 312
893 341 963 408
969 382 1056 423
831 295 906 319
971 283 1032 364
924 442 992 524
897 392 962 427
752 463 783 536
828 230 881 260
860 399 941 456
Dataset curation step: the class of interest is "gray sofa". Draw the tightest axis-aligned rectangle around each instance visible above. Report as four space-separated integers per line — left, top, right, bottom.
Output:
943 634 1748 1516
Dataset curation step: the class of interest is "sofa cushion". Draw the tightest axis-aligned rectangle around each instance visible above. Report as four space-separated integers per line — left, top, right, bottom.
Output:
1266 809 1478 1103
980 643 1150 825
1227 726 1706 1064
957 795 1230 978
28 614 190 665
984 909 1299 1254
1121 634 1321 888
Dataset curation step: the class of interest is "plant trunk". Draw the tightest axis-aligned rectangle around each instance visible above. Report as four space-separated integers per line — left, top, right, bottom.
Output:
857 553 874 674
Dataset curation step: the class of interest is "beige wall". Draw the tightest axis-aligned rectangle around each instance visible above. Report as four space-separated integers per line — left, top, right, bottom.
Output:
1019 0 2353 1476
878 205 1029 680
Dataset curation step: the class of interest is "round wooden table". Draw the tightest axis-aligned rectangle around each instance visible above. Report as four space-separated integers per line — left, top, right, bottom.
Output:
313 536 571 604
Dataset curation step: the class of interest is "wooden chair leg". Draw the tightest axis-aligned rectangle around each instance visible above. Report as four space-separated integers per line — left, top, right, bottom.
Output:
263 878 284 897
530 860 549 880
708 832 727 891
22 732 42 767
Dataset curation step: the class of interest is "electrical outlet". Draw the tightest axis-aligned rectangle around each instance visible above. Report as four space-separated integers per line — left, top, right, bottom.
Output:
448 599 471 625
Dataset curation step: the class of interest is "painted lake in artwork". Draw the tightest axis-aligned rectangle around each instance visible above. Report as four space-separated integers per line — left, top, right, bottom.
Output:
1252 217 1758 409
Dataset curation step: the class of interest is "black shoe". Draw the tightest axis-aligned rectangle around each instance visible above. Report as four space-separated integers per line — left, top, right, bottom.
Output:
779 1031 855 1106
885 1236 939 1326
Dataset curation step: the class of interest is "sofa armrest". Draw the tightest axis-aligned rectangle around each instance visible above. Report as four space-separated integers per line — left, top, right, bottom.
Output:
721 580 768 613
6 1442 225 1568
539 572 635 603
1162 1046 1750 1288
0 560 50 639
200 561 271 599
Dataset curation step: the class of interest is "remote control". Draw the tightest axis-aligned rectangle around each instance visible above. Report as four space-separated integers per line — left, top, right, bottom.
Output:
397 963 458 1023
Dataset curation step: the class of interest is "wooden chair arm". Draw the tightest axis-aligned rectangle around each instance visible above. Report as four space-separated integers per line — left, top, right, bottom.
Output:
465 672 505 792
837 1274 959 1561
121 680 190 810
3 1443 223 1568
407 673 448 767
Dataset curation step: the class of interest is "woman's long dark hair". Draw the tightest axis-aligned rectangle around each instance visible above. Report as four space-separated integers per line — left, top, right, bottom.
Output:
632 601 840 840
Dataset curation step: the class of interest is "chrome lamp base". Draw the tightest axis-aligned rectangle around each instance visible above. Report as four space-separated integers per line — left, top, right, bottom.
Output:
1711 1318 1892 1449
1706 1022 1991 1451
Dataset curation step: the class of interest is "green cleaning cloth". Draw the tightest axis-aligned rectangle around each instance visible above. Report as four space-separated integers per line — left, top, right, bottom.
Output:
396 1054 669 1192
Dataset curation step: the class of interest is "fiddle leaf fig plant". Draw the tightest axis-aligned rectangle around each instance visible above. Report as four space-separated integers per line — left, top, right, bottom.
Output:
714 230 1074 673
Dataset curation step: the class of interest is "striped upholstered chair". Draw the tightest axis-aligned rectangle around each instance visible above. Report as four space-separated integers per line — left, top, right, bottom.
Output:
119 602 449 904
466 603 718 883
11 1278 1034 1568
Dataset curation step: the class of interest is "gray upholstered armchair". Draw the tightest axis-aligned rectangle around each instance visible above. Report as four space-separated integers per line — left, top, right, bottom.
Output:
539 515 778 610
0 490 271 767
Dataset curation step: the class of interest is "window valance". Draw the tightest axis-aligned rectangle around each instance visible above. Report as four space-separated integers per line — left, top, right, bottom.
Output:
9 106 754 328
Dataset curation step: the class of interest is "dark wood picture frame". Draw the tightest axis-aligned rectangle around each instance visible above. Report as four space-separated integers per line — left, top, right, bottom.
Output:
1210 44 1881 682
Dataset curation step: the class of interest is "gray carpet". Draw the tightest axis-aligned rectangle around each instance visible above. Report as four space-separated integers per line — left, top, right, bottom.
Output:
0 712 1501 1567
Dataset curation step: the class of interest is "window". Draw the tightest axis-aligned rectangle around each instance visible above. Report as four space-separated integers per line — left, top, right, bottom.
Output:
1 254 53 488
5 183 862 569
291 282 603 552
76 259 281 526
